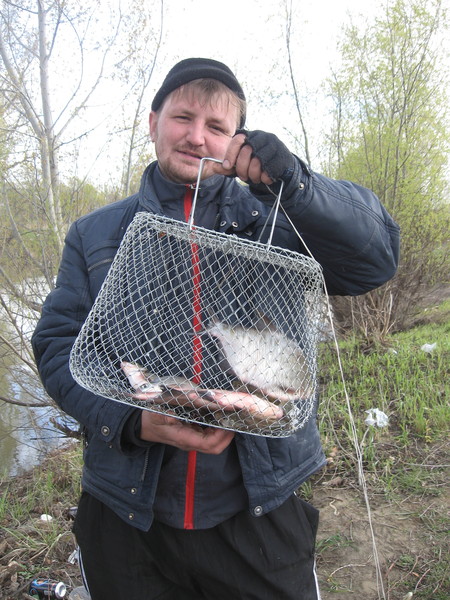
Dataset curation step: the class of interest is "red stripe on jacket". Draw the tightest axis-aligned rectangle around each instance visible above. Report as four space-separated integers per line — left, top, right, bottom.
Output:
183 186 202 530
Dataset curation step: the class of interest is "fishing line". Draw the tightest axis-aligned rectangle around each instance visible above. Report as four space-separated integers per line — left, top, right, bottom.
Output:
278 200 387 600
191 162 386 594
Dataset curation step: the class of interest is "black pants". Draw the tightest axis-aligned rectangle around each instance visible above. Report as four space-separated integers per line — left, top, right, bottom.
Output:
73 492 320 600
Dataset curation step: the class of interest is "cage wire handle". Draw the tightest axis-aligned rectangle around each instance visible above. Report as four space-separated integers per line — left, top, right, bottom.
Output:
189 157 284 247
188 157 223 229
259 179 284 246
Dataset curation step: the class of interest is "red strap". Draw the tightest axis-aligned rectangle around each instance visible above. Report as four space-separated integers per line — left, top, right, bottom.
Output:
182 186 203 529
183 450 197 530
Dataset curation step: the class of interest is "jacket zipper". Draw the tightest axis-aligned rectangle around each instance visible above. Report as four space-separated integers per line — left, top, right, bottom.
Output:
87 258 113 272
183 186 203 530
140 447 150 482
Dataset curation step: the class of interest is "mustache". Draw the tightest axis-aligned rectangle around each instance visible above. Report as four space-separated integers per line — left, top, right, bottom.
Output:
176 147 206 159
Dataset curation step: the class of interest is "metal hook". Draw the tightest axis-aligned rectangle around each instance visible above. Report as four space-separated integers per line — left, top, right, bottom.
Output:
188 157 223 229
264 179 284 247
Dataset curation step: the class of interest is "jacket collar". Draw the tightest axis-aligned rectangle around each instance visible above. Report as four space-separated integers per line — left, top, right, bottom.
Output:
138 161 225 214
137 161 267 235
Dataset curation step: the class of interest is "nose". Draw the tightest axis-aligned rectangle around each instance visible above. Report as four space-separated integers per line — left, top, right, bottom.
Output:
185 119 206 146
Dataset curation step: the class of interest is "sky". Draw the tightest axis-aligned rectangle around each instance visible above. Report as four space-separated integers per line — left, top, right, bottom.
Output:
150 0 379 124
59 0 448 183
149 0 378 97
159 0 377 80
89 0 380 181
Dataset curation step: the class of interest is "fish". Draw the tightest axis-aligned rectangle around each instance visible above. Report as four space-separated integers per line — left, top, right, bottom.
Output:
205 389 284 421
121 361 207 407
120 360 286 431
121 361 163 395
205 318 312 402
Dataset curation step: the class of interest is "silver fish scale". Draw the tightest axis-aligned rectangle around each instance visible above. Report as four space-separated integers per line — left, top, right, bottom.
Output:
69 212 325 437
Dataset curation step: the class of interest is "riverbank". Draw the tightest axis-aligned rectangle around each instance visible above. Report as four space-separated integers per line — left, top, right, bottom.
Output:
1 436 448 600
1 297 449 599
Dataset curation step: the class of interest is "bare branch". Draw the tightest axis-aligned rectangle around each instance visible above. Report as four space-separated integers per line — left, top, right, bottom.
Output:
283 0 311 165
0 31 44 139
122 0 164 195
0 395 49 408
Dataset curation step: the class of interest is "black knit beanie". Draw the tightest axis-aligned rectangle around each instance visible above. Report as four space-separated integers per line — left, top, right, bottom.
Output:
151 58 246 128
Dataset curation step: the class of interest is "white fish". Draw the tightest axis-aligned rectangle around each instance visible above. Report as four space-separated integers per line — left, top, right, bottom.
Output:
206 319 311 402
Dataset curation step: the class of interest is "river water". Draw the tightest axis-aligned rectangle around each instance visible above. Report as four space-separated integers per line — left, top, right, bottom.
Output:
0 365 74 478
0 286 76 478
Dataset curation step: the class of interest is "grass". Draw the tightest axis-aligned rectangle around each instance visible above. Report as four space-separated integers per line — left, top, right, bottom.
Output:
316 313 449 505
0 443 83 595
316 532 354 556
319 313 449 453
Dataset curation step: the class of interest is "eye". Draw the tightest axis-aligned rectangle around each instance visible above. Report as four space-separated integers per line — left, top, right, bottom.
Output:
209 123 229 135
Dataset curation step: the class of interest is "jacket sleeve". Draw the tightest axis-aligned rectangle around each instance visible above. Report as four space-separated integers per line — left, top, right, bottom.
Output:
31 220 140 455
250 158 400 296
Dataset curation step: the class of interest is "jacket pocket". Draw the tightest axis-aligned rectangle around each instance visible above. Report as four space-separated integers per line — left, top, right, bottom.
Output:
83 434 145 493
85 240 120 298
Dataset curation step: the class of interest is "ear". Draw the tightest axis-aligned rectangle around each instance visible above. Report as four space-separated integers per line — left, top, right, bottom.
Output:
149 111 158 142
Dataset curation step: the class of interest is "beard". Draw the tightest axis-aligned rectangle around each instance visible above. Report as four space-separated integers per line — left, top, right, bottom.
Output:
156 144 222 184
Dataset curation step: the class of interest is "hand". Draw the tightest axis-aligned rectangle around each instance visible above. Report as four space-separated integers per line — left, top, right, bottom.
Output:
139 410 235 454
215 130 294 185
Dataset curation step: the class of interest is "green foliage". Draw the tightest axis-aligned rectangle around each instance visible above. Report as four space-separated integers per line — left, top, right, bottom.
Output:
124 149 156 196
325 0 450 333
320 316 449 450
0 175 109 287
0 444 83 589
319 300 449 499
0 444 82 527
315 303 449 600
60 177 109 224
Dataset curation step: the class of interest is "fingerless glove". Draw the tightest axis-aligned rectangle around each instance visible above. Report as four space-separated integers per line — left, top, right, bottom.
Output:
237 129 295 182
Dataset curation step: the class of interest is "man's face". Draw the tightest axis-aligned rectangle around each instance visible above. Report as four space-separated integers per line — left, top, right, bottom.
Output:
149 88 239 183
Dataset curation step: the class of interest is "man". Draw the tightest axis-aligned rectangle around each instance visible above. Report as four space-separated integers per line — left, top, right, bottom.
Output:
32 58 400 600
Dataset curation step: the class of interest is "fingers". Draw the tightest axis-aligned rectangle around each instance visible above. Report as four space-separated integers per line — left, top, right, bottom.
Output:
221 133 246 172
181 426 235 454
214 133 274 185
139 409 235 454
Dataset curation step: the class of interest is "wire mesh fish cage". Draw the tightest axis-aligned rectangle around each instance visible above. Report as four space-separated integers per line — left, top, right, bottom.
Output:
69 205 325 438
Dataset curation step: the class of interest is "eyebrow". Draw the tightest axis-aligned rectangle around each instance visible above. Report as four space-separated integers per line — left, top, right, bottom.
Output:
172 107 224 121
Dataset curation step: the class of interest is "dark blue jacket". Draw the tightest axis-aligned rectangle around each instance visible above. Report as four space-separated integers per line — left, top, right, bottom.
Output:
32 159 399 530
